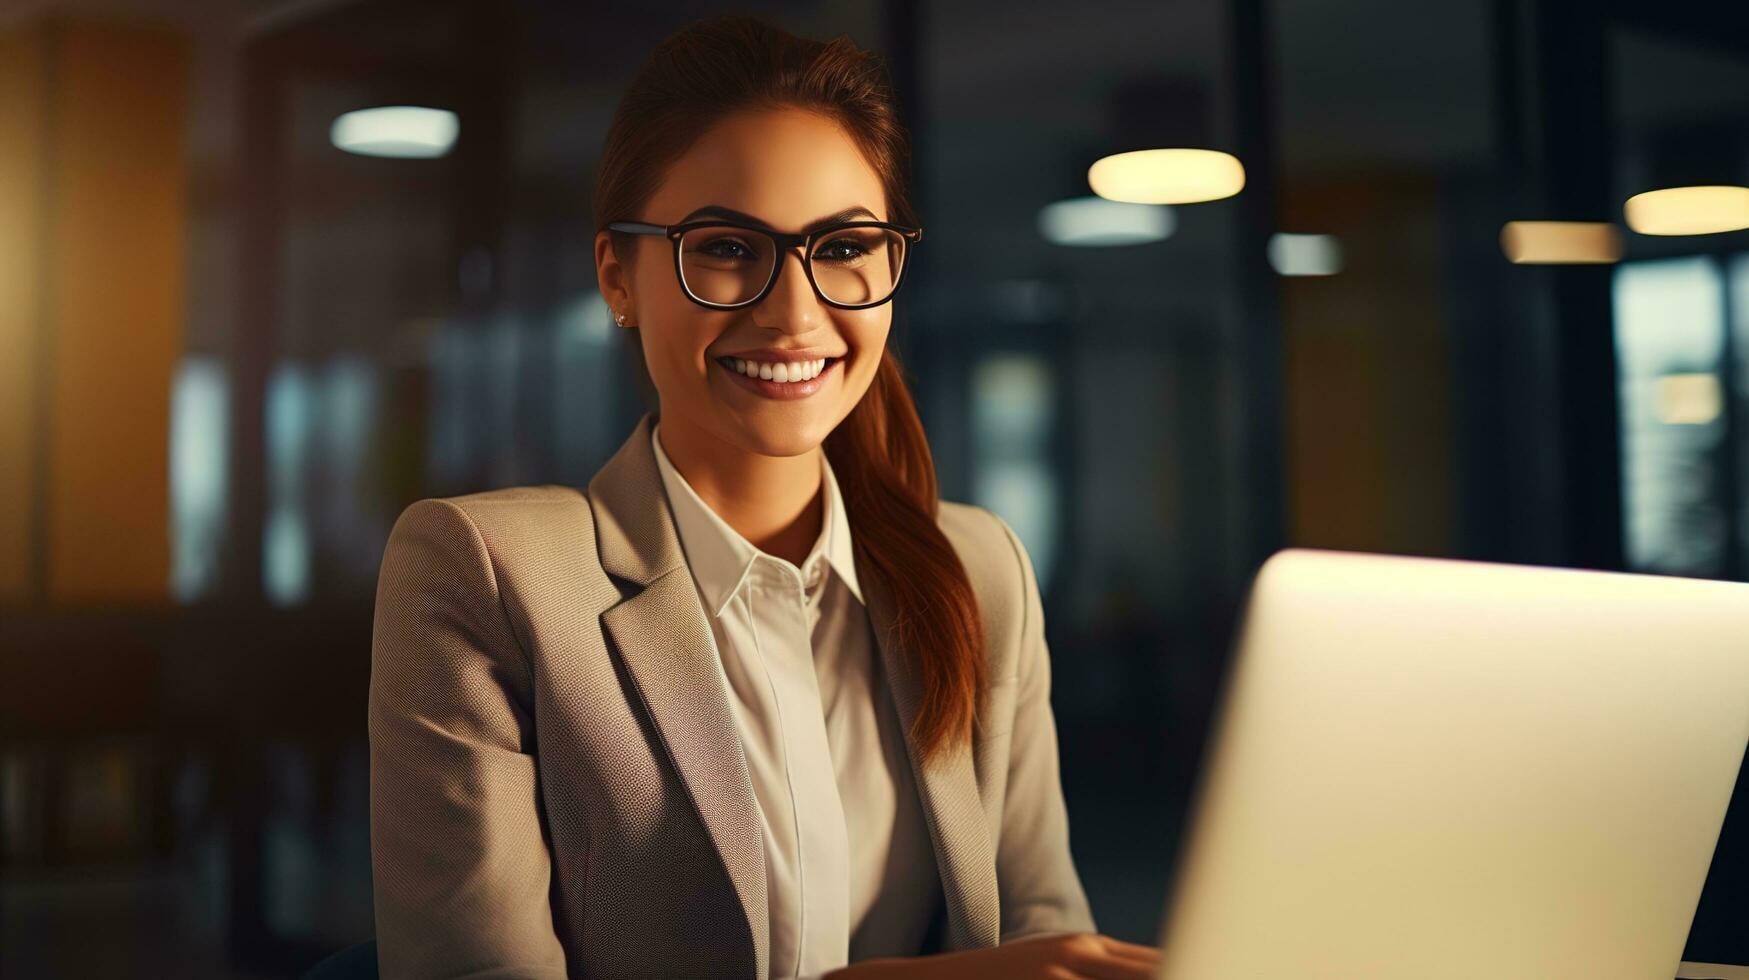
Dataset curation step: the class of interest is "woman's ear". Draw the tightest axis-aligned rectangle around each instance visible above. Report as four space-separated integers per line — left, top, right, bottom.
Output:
594 230 636 328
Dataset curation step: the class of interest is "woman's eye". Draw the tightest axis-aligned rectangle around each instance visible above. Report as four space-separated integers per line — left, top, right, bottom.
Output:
700 237 755 260
815 238 865 262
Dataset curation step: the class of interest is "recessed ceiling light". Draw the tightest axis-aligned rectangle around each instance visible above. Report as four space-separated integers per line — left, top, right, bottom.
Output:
1037 195 1176 246
1267 233 1343 276
331 106 459 159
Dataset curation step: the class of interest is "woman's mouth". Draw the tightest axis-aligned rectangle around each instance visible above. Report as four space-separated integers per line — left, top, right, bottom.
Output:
715 355 844 401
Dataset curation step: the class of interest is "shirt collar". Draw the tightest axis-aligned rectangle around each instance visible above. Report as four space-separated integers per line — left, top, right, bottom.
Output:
650 420 863 619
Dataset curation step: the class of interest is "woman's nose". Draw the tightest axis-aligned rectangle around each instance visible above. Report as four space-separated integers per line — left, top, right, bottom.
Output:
756 246 830 328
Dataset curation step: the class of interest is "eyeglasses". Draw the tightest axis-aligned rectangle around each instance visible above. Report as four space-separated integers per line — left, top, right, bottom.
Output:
606 218 922 311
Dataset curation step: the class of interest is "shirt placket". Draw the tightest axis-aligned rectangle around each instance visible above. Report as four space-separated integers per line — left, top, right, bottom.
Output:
750 557 849 976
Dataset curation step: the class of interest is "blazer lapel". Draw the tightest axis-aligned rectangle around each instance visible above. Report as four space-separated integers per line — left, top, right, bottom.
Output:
856 543 1002 950
588 413 769 978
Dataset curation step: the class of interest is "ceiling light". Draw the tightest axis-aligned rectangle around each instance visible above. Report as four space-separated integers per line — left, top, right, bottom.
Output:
1087 148 1245 205
1267 233 1343 276
1037 196 1176 246
331 106 459 159
1623 186 1749 236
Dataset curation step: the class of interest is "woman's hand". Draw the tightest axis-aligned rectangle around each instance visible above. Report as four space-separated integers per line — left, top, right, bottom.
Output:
825 932 1162 980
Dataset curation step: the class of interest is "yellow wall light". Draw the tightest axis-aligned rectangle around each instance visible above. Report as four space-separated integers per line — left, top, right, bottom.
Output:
1623 186 1749 236
1088 148 1245 204
1656 373 1722 426
1499 221 1622 264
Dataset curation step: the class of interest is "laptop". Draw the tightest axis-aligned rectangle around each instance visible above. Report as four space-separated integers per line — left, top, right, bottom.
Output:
1153 548 1749 980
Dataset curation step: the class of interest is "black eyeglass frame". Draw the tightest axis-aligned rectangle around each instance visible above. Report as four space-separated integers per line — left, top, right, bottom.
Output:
606 219 923 311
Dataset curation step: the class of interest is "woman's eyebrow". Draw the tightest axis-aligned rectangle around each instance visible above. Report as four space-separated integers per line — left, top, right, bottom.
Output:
678 204 879 232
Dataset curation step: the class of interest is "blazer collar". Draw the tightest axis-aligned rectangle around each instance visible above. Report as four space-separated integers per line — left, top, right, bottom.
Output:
587 413 768 976
586 412 1000 969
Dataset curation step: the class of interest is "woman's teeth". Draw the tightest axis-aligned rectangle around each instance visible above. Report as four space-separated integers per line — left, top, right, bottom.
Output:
728 357 829 383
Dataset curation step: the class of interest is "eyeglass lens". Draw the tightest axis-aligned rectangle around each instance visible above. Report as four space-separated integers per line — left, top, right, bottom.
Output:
677 225 907 307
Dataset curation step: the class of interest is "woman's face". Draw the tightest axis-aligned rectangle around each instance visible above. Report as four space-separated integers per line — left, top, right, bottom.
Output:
596 107 894 458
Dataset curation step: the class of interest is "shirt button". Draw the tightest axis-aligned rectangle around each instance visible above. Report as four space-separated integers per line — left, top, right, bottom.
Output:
806 561 823 589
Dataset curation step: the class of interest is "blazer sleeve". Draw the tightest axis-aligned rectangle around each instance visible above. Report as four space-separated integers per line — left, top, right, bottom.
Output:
988 510 1099 941
368 498 570 979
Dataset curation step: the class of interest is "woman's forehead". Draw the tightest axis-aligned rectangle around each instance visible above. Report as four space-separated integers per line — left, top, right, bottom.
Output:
650 109 887 226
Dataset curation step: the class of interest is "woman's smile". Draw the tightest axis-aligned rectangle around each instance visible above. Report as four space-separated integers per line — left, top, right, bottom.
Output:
715 353 846 400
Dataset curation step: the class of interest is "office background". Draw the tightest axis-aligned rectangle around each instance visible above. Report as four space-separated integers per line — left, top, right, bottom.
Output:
1 0 1746 975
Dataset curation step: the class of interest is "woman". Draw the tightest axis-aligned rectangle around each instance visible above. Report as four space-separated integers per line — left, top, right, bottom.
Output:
368 14 1161 980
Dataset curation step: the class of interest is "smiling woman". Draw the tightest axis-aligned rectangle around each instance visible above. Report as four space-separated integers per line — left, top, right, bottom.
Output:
592 20 964 769
366 13 1159 980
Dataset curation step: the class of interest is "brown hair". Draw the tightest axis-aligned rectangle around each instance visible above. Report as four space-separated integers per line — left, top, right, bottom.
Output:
591 14 986 766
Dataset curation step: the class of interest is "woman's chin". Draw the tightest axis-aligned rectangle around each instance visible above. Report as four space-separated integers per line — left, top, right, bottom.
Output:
742 426 830 458
718 410 834 457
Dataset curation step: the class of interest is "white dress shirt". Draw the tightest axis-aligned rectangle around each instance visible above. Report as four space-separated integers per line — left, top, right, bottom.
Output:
651 422 942 979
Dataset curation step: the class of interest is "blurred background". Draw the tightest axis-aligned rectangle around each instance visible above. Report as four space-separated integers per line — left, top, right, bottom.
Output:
2 0 1747 975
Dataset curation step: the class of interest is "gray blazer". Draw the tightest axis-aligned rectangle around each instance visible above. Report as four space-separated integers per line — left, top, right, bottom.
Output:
368 412 1095 979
